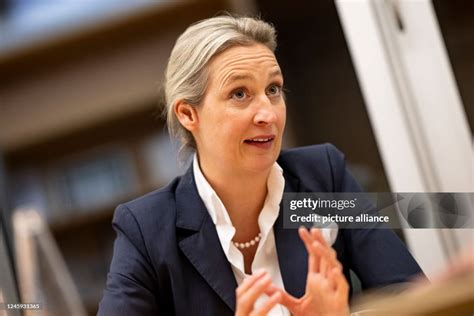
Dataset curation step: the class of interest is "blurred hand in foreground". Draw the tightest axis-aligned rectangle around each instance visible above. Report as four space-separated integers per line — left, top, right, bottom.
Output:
268 228 350 316
235 270 282 316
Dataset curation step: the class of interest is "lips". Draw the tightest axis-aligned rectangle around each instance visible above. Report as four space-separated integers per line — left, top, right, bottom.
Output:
244 135 275 149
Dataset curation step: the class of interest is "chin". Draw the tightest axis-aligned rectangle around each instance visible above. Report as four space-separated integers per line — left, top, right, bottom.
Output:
245 155 278 173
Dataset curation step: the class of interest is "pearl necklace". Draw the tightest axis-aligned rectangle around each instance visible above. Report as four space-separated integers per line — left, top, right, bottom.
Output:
233 233 262 249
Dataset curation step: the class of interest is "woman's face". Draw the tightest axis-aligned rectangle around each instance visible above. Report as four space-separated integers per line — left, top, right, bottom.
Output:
193 43 286 174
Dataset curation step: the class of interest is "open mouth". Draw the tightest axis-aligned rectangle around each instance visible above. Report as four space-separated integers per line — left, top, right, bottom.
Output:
244 135 275 148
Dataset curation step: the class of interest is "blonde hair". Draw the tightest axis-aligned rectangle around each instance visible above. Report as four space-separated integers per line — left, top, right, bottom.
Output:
163 15 277 152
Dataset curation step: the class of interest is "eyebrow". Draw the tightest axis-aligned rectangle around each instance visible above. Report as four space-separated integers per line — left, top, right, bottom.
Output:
268 69 283 79
221 69 283 88
222 74 252 87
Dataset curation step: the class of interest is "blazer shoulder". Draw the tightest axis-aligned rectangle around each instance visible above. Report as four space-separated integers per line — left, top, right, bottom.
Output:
113 176 181 230
278 143 347 192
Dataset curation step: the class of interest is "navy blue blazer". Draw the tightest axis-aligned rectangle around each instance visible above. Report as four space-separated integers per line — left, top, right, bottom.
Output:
98 144 422 315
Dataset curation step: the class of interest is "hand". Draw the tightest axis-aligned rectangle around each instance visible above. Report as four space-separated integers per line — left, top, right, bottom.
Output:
269 228 349 316
235 270 282 316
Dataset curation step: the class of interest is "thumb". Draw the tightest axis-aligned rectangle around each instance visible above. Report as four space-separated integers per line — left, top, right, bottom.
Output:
265 285 300 314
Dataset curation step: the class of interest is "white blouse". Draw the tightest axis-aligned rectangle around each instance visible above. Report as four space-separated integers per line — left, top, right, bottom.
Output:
193 154 290 315
193 154 339 315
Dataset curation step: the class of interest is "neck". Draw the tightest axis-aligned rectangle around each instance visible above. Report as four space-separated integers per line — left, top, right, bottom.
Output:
198 158 271 232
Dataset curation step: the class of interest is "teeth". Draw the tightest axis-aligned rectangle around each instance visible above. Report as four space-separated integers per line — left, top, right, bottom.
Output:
249 137 272 142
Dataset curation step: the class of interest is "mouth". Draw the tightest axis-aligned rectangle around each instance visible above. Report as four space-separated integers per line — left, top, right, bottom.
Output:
243 135 275 149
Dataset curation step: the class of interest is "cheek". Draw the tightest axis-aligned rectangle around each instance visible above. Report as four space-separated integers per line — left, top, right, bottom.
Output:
198 101 258 150
201 112 240 147
277 106 287 129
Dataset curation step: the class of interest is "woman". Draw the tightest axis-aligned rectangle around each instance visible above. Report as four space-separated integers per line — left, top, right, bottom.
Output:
98 15 422 316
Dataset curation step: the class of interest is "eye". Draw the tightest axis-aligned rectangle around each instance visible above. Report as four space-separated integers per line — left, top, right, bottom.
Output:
267 84 282 96
231 88 248 101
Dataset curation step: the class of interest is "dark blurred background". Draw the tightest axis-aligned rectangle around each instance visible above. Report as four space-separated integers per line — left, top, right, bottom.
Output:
0 0 472 314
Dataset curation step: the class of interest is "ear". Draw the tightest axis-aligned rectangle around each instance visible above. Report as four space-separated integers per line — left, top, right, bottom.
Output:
174 100 199 132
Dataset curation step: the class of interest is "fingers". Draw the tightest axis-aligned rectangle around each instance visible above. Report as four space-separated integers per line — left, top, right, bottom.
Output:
308 270 348 303
327 269 350 316
312 240 342 273
300 227 347 307
300 227 341 275
326 267 337 290
323 267 349 300
265 285 300 315
236 269 266 297
320 256 329 278
331 268 349 301
311 229 338 277
299 227 319 273
305 273 350 316
250 292 281 316
236 272 273 315
310 228 336 266
299 227 314 253
311 228 328 247
307 273 329 302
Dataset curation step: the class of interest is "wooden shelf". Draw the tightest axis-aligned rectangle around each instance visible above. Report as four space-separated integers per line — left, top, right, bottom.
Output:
49 181 165 236
49 205 115 236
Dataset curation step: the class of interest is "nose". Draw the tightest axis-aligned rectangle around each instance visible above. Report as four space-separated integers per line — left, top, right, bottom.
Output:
253 96 278 126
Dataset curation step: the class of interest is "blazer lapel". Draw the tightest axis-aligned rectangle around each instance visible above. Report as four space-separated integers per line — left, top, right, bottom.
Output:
174 161 308 308
175 164 237 311
274 171 308 298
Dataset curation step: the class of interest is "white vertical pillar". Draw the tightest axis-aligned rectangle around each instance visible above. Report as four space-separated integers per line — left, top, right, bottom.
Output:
335 0 473 279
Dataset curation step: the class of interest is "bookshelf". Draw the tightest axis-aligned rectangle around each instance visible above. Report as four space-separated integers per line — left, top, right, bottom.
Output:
0 1 231 312
5 107 184 314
